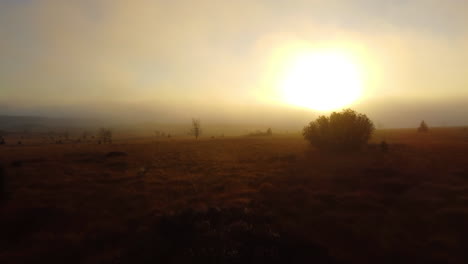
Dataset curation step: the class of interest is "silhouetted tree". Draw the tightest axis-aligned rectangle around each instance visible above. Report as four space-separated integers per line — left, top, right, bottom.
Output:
418 120 429 132
303 109 375 152
266 128 272 136
98 128 113 144
189 118 202 139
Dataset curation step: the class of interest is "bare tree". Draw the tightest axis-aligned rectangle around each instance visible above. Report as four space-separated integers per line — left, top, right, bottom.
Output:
189 118 202 139
98 128 113 144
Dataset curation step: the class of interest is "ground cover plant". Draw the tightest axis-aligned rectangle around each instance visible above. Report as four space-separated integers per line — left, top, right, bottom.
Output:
0 128 468 263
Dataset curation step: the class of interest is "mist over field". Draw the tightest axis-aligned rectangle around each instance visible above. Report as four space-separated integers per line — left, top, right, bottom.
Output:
1 99 468 130
2 97 468 131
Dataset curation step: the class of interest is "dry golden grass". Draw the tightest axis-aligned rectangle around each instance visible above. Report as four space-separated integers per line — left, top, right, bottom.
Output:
1 128 468 263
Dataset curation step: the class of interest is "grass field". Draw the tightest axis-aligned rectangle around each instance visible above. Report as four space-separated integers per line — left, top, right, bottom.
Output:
1 128 468 263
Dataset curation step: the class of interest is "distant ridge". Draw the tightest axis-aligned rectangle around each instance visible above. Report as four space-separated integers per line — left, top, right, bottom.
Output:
0 115 99 131
0 115 46 129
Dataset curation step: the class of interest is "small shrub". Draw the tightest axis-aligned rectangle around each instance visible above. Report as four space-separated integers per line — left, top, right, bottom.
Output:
82 131 89 140
302 109 375 152
0 166 5 201
380 140 389 153
248 128 273 137
11 160 23 167
106 151 127 158
155 130 170 138
418 120 429 132
120 207 335 263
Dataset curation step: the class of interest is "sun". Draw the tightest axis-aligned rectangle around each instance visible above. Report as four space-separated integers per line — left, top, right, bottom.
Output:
280 50 363 111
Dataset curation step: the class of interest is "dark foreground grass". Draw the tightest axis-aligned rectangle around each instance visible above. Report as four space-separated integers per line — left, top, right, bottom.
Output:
1 129 468 263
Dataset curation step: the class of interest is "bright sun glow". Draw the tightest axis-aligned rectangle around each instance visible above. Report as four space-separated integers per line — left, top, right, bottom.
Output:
280 50 363 111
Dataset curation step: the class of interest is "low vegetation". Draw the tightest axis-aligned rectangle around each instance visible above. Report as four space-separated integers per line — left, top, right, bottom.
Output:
1 126 468 263
189 118 202 139
418 120 429 132
248 128 273 137
0 166 4 201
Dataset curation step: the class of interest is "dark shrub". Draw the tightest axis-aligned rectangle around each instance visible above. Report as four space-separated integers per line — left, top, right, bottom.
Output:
266 127 272 136
11 160 23 167
120 207 336 263
106 151 127 158
303 109 375 151
418 120 429 132
0 166 5 201
380 140 389 153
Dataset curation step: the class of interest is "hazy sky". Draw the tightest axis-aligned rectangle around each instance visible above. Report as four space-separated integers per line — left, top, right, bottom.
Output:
1 0 467 128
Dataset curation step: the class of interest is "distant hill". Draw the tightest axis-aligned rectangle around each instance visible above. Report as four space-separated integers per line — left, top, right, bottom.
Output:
0 115 100 132
0 115 46 130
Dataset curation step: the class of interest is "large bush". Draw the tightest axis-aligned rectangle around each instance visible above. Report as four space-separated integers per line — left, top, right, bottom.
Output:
303 109 375 151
